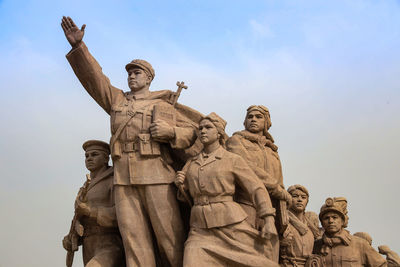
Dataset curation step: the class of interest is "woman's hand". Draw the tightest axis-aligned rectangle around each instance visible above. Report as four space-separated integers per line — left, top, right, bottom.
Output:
258 215 278 239
175 171 186 187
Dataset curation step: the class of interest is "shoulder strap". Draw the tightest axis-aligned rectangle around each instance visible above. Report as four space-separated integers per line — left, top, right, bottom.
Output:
110 99 162 148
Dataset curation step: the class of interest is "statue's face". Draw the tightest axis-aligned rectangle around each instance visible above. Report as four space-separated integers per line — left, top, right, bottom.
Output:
199 119 219 145
85 150 108 172
321 211 344 235
245 110 265 134
290 189 308 213
127 67 151 92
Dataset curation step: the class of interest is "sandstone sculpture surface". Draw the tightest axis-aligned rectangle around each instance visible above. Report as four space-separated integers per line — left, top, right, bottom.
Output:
312 197 387 267
175 113 278 267
62 140 124 267
61 16 398 267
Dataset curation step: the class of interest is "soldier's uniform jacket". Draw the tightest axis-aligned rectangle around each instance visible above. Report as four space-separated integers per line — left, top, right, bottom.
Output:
226 130 284 205
74 167 124 266
67 42 197 185
280 211 315 266
78 167 118 232
313 230 387 267
227 130 283 186
181 146 275 229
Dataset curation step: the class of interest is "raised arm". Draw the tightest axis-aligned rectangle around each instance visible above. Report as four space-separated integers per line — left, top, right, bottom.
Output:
61 16 123 114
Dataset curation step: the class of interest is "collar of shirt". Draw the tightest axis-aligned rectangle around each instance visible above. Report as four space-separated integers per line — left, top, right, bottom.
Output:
323 229 351 247
125 91 150 100
194 146 224 165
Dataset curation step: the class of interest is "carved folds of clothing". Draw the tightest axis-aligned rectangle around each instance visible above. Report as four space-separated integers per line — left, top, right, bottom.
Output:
313 230 387 267
226 129 288 256
180 146 278 267
67 42 197 186
67 42 197 267
226 130 290 206
279 211 315 267
75 167 124 267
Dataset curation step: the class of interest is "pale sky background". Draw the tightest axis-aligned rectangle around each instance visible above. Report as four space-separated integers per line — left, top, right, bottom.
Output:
0 0 399 266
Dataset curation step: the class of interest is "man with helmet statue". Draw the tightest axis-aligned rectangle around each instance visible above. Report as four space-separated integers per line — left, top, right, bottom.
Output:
226 105 292 262
61 16 199 267
310 197 386 267
63 140 124 267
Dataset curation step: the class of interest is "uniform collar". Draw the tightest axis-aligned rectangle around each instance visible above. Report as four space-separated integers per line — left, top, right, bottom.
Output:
124 90 174 101
87 167 113 191
322 229 351 247
193 146 224 166
233 130 278 152
288 210 309 236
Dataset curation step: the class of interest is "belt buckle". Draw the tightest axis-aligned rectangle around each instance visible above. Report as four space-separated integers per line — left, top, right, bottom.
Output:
123 142 135 152
198 195 209 205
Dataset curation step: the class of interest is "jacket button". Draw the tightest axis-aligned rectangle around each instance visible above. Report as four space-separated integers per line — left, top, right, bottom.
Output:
200 167 204 171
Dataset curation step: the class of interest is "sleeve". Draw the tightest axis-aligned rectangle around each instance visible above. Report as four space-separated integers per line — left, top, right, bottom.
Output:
176 159 192 203
88 206 117 227
385 250 400 267
168 110 198 149
226 135 276 185
362 242 387 267
96 207 117 227
227 135 289 201
170 126 197 149
89 178 118 228
66 42 123 114
232 156 275 217
264 149 284 187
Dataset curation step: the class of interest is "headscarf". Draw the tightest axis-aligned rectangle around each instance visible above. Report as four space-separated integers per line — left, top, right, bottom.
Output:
287 184 310 197
201 112 229 147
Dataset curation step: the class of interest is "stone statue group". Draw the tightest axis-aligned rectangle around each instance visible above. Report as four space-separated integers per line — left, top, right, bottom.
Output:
61 16 399 267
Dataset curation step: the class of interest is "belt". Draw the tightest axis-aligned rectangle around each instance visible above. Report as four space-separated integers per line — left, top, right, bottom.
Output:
83 225 120 237
194 195 233 206
281 256 307 267
121 141 139 153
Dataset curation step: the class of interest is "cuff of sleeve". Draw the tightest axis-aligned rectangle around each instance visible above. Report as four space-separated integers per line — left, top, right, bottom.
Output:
66 41 85 57
89 207 98 219
96 208 116 227
258 207 276 218
169 127 179 148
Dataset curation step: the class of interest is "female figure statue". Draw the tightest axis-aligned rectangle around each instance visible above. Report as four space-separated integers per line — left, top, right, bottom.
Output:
175 112 279 267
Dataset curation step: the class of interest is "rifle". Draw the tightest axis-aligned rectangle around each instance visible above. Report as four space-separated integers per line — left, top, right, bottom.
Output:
65 174 91 267
170 81 188 107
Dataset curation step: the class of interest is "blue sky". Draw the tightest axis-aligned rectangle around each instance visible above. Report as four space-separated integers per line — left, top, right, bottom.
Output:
1 0 400 266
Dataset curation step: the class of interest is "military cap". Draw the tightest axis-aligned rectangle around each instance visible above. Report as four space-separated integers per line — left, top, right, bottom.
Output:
125 59 155 80
319 197 348 226
82 140 110 154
